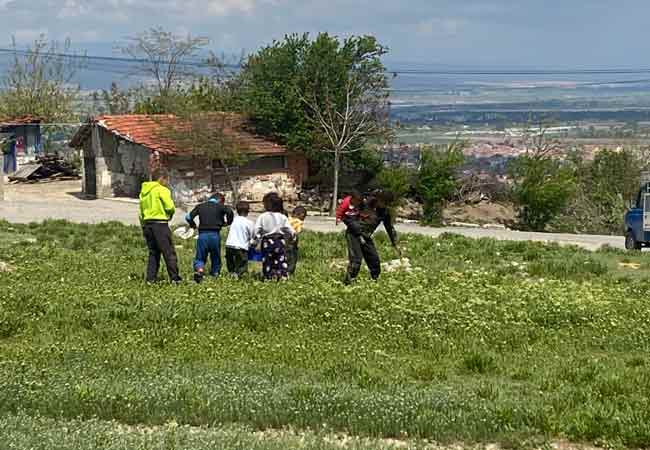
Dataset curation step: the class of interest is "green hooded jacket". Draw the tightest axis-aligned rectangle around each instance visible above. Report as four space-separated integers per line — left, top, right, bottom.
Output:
139 181 176 224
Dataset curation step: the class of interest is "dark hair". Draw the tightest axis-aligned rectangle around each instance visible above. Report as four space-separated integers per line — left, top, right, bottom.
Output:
367 190 395 209
292 206 307 217
263 192 284 213
151 168 168 181
236 201 250 216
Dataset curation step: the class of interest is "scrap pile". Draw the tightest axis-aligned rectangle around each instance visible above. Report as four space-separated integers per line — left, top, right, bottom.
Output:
8 155 80 183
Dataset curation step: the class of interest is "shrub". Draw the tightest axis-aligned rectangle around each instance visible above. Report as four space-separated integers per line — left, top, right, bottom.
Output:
509 156 576 231
374 166 415 206
416 142 465 224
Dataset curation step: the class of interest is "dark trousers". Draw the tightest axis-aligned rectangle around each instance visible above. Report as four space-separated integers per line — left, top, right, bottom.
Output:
226 247 248 277
194 231 222 276
286 238 299 275
346 232 381 282
143 222 181 282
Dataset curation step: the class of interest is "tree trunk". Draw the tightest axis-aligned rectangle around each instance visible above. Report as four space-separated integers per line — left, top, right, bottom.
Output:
222 161 240 205
330 149 340 216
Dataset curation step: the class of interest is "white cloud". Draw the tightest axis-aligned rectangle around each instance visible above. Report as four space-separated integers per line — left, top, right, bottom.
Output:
58 0 91 18
416 18 467 37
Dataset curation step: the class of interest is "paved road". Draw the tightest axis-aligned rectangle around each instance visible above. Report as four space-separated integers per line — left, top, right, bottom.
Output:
0 180 624 251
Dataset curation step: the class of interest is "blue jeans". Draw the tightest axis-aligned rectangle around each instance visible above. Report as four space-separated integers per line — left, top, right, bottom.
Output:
194 231 221 276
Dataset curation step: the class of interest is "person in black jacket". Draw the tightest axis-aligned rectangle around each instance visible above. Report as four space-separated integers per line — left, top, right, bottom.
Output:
186 193 234 283
342 190 400 284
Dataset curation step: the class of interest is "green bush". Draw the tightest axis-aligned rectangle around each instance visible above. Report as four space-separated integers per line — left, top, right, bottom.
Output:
509 156 576 231
552 148 648 235
374 166 415 205
416 143 465 224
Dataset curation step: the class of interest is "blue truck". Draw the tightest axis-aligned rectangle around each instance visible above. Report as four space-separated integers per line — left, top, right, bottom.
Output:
625 182 650 250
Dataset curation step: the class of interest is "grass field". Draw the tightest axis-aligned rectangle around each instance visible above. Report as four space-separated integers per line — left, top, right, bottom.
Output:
2 220 650 449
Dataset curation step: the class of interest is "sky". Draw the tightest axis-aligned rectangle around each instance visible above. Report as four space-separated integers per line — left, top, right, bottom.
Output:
0 0 648 69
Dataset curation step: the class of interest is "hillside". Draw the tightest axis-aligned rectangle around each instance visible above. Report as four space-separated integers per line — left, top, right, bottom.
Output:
2 221 650 448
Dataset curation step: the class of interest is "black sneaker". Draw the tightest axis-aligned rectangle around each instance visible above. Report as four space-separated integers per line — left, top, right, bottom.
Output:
193 272 204 284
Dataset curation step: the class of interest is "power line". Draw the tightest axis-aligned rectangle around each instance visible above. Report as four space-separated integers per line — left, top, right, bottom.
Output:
5 48 650 76
0 47 240 69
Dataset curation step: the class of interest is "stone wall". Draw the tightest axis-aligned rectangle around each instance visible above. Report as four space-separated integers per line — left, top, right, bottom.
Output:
166 155 303 208
82 127 150 199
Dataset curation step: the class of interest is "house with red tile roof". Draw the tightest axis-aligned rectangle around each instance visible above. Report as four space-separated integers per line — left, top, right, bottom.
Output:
69 114 308 205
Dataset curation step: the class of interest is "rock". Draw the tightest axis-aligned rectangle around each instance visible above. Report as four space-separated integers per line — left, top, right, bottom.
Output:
482 223 507 230
238 175 300 203
382 258 413 273
173 227 195 240
0 261 16 273
449 222 481 229
396 200 423 220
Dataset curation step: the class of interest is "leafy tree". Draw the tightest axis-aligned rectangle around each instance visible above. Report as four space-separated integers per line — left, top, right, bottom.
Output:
239 33 391 215
552 148 650 234
508 125 577 231
299 34 391 215
0 36 85 122
416 143 465 224
134 77 238 115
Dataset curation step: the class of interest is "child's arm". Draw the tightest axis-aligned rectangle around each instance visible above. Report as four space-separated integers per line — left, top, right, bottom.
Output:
185 205 199 229
381 208 399 248
342 213 362 237
282 217 296 237
160 187 176 220
253 215 265 241
224 206 235 226
246 220 255 243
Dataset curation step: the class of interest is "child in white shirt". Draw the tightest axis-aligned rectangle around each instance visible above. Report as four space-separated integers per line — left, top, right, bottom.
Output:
225 201 255 278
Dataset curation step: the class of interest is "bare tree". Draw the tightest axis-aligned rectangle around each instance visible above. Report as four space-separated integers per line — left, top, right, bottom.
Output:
521 122 563 160
119 27 210 97
0 36 85 122
301 75 391 215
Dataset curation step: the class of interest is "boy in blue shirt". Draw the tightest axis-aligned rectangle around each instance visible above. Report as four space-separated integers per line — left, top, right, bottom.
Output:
186 193 234 283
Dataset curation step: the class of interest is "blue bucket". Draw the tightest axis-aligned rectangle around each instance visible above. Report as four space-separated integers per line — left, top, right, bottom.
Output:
248 248 263 262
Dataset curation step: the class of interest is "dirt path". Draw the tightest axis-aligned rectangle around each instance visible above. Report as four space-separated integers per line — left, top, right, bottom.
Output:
0 180 624 251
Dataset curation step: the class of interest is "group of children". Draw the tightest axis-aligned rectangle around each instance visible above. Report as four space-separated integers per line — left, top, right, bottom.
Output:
186 191 307 282
139 168 399 285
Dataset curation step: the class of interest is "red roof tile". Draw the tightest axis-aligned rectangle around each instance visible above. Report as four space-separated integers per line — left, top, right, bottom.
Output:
70 113 288 156
0 115 43 126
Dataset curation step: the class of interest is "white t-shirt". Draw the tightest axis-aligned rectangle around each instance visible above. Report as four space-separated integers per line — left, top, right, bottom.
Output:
254 212 296 238
226 216 255 250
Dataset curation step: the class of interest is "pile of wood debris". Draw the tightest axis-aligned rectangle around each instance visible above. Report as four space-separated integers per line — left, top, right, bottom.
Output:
8 155 80 183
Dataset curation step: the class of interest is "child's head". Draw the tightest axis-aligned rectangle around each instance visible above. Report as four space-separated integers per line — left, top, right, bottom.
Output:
365 190 394 209
263 192 284 213
151 168 170 187
349 190 363 207
209 193 223 203
236 201 250 217
292 206 307 221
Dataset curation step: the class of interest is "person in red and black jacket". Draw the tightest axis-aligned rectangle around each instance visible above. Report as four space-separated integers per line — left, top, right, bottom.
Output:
342 190 400 283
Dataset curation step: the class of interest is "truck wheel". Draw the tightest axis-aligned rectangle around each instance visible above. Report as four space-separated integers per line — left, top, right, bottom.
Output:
625 231 642 251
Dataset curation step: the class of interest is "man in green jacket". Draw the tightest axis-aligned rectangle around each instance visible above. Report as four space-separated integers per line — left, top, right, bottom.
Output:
139 169 181 283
